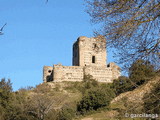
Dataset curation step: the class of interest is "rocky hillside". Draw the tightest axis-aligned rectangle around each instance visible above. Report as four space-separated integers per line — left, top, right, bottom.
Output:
111 76 159 104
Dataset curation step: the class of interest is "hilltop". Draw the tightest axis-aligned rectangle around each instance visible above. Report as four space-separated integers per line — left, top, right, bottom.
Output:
0 74 159 120
24 75 160 119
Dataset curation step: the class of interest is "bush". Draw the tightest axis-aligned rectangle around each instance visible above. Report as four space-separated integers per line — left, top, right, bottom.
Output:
81 74 99 94
129 59 156 86
112 76 134 96
77 87 115 114
33 83 51 94
59 107 76 120
0 78 13 108
111 60 157 96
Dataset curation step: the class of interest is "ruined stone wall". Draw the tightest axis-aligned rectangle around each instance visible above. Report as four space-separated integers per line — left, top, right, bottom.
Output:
43 66 53 82
84 66 113 82
53 64 84 82
108 62 121 80
43 64 120 83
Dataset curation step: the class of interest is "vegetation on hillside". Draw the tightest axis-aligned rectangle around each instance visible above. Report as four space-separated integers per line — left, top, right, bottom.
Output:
0 60 159 120
143 81 160 115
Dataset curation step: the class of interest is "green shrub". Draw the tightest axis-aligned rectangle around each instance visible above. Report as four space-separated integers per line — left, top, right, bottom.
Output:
0 78 13 108
112 76 133 96
33 83 51 94
77 87 115 114
129 59 156 87
59 107 76 120
81 74 99 94
111 60 157 96
64 75 99 94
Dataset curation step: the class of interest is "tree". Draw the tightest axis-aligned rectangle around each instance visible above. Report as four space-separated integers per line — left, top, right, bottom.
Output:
83 74 99 90
58 107 76 120
0 78 14 120
26 94 55 120
112 76 133 95
129 59 156 86
6 89 32 120
0 78 12 108
85 0 160 69
77 87 115 114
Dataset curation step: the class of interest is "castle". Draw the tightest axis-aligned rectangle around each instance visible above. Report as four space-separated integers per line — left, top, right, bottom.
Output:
43 36 120 83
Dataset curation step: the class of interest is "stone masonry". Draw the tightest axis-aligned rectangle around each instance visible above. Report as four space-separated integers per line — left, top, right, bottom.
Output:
43 36 120 83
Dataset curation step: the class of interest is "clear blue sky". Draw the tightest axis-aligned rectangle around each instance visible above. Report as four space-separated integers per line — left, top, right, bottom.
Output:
0 0 116 91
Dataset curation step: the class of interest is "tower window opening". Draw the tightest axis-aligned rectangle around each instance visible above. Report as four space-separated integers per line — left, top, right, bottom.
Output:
48 70 52 73
92 56 95 63
94 43 97 48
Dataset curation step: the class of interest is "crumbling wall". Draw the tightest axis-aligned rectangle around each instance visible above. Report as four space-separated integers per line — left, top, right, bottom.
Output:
53 64 84 82
84 66 113 82
43 66 53 82
108 62 121 80
43 64 120 83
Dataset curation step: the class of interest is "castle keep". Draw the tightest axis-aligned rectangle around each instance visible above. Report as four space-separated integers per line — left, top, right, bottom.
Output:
43 36 120 83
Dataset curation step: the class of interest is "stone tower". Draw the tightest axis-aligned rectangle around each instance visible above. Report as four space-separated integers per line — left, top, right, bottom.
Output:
73 36 107 67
